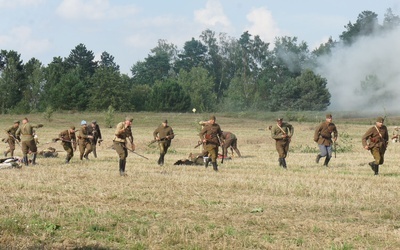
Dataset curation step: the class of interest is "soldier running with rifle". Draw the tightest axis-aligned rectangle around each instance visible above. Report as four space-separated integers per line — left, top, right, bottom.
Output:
152 119 174 166
314 114 338 167
271 117 294 169
199 115 223 172
113 116 135 176
4 120 20 157
55 126 77 164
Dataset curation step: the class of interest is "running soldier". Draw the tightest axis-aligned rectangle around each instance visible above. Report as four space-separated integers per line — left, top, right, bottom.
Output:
15 117 43 166
199 115 223 172
4 120 20 157
78 120 93 160
89 120 102 158
153 119 174 166
57 126 77 164
314 114 338 167
271 117 294 169
113 117 134 176
362 116 389 175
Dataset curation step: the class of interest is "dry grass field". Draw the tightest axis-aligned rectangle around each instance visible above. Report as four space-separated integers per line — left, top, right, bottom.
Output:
1 112 400 249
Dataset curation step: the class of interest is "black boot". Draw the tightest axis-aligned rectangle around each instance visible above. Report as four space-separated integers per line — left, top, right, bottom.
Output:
374 164 379 175
204 157 211 168
119 159 126 176
23 156 29 166
160 154 165 166
316 154 322 163
93 148 97 158
157 155 162 165
323 156 331 167
32 153 37 165
282 158 287 169
368 162 376 173
278 158 283 167
212 162 218 172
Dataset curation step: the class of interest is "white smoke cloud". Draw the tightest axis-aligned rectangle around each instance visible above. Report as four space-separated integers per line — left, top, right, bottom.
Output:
316 28 400 113
245 7 282 45
194 0 230 27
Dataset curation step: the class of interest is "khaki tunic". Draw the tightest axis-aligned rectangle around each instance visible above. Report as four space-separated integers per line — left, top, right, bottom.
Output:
153 125 174 154
362 125 389 165
314 122 338 146
5 125 19 151
78 126 92 159
199 123 222 162
59 129 77 159
113 122 133 159
16 122 41 155
271 122 294 158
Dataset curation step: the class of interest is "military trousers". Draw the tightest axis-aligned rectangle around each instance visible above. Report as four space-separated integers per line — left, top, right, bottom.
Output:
158 140 170 155
318 144 332 158
62 142 74 159
79 140 92 159
114 141 128 160
370 147 386 165
205 143 219 163
21 139 37 156
275 139 289 158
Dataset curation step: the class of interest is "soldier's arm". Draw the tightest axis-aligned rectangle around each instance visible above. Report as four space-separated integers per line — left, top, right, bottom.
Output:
153 128 159 140
289 124 294 137
167 128 174 139
362 128 373 148
313 124 322 142
271 127 282 140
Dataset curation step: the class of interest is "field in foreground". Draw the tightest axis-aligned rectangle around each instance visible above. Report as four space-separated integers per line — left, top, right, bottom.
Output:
1 112 400 249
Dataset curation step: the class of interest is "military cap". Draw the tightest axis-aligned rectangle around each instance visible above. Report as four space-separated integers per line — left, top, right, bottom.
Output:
209 115 216 121
92 120 97 124
13 120 20 124
326 113 332 118
81 120 87 125
376 117 384 123
277 117 283 121
163 119 168 123
70 125 76 130
23 117 28 121
125 116 133 122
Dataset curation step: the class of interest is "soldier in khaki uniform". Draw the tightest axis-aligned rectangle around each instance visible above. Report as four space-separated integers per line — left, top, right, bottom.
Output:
15 117 43 166
113 117 134 176
58 126 77 164
153 119 174 166
314 114 338 167
78 120 93 160
199 115 222 171
88 120 102 158
221 131 241 158
362 117 389 175
271 117 294 169
4 120 20 157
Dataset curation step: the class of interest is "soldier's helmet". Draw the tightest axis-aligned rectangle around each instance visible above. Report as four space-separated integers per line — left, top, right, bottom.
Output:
81 120 87 125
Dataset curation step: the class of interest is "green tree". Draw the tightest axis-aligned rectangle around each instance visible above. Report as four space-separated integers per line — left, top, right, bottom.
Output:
177 67 216 112
175 38 208 72
383 8 400 31
22 58 45 111
42 57 68 110
0 50 25 113
146 79 191 112
340 11 380 45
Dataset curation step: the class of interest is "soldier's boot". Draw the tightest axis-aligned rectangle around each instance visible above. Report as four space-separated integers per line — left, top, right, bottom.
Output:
374 164 379 176
31 153 37 165
205 158 211 168
84 154 89 160
119 159 126 176
323 156 331 167
316 154 322 163
368 162 376 173
278 158 283 167
93 148 97 158
212 162 218 172
160 154 165 166
23 156 29 166
282 158 287 169
65 157 70 164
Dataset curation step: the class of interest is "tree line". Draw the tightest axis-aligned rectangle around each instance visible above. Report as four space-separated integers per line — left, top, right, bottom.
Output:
0 9 399 114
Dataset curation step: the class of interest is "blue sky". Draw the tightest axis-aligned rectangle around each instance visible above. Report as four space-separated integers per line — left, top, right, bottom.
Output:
0 0 398 75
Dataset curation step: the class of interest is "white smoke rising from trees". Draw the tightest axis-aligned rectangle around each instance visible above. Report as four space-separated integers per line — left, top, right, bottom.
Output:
316 27 400 113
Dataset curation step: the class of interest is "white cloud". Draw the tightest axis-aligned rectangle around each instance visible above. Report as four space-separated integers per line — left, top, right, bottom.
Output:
0 26 51 60
245 7 282 44
194 0 230 27
0 0 45 8
56 0 138 21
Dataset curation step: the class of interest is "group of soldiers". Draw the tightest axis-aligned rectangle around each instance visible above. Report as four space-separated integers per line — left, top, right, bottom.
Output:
3 114 390 176
271 114 388 175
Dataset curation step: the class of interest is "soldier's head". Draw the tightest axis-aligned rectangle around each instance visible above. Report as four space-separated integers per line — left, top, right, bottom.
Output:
125 116 133 126
22 117 28 124
13 120 20 127
81 120 87 127
326 113 333 122
277 117 283 126
376 117 384 127
209 115 216 124
162 119 168 127
69 126 76 133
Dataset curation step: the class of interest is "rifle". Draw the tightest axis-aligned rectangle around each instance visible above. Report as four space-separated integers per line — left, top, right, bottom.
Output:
122 144 149 160
194 140 204 148
7 133 21 147
148 134 176 146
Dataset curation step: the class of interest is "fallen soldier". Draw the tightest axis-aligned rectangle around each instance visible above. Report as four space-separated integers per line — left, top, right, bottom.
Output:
38 147 59 158
0 157 22 169
174 153 205 166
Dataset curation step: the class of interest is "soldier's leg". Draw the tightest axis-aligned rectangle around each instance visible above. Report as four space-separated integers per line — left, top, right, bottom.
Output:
22 142 29 166
323 145 332 167
370 148 381 175
29 140 38 165
114 142 127 176
64 144 73 163
79 142 85 160
276 141 285 167
84 143 93 159
212 146 218 171
92 143 97 158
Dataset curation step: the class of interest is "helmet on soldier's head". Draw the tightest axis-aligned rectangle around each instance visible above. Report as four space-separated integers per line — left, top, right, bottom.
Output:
81 120 87 125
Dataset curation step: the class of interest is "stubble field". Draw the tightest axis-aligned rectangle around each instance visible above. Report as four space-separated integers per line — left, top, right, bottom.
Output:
1 112 400 249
